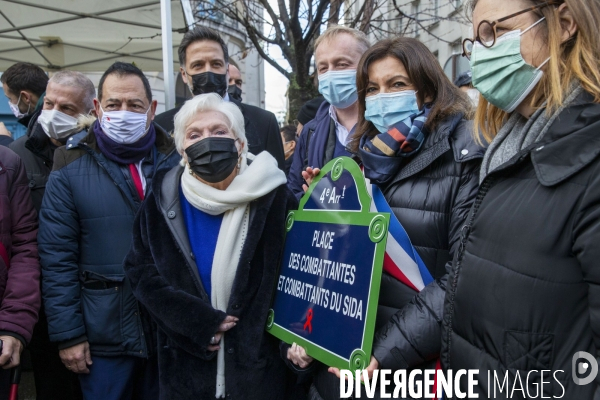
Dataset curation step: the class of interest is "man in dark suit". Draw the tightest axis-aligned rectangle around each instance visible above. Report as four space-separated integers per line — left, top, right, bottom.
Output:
154 26 285 169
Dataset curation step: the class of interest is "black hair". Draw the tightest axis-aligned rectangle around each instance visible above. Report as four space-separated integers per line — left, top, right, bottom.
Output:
0 62 48 97
98 62 152 102
281 125 297 142
178 26 229 66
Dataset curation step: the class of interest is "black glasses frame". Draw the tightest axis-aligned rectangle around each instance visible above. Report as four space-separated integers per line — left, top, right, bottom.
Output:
462 2 556 59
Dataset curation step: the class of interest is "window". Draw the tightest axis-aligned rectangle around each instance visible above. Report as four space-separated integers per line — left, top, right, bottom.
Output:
412 1 420 36
196 0 224 23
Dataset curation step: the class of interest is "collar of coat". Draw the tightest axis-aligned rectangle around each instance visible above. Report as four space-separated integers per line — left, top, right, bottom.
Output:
24 121 54 164
530 91 600 186
151 165 277 298
386 113 487 186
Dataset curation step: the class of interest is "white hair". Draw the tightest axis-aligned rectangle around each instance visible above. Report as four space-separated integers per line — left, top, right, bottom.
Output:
173 93 247 156
49 70 96 111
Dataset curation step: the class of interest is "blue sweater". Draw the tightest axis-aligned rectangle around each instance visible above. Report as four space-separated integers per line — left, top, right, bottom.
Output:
179 188 223 299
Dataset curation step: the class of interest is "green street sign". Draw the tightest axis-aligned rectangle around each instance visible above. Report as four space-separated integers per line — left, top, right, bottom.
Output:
267 156 390 371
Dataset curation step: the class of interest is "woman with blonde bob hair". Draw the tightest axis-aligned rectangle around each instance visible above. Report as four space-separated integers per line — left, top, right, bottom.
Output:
123 93 297 399
442 0 600 397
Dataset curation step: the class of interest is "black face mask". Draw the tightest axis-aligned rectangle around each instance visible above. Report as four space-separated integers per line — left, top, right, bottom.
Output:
185 137 239 183
188 71 228 97
227 84 242 102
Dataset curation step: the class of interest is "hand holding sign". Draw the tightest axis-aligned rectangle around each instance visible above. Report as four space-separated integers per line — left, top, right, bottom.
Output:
301 167 321 193
328 356 379 380
287 343 314 369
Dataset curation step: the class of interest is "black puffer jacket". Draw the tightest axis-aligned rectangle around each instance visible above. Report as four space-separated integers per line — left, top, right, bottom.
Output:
309 114 485 399
442 92 600 398
372 114 484 331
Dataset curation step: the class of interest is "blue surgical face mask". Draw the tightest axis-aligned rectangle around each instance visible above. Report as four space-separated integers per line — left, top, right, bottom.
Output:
364 90 420 133
318 69 358 109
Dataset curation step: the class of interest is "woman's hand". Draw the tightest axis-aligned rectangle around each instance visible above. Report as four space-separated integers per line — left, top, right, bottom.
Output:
208 315 239 352
328 356 379 380
286 342 314 368
301 167 321 192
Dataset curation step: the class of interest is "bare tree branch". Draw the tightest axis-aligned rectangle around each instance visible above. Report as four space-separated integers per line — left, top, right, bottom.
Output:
303 0 330 44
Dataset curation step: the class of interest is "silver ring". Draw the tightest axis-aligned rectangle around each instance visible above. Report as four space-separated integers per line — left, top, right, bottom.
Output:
210 336 217 344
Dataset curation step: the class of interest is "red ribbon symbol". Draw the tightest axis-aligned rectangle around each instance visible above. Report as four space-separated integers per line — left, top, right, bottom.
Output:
303 309 313 334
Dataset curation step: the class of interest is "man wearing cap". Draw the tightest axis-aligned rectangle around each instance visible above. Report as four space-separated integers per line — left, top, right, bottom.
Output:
294 96 325 137
454 71 479 106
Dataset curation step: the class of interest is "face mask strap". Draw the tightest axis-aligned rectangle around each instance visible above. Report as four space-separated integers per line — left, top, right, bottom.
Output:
521 16 546 36
14 92 31 115
536 57 551 71
185 71 195 96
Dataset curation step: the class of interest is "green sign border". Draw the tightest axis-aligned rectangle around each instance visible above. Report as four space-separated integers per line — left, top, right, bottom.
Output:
266 157 389 371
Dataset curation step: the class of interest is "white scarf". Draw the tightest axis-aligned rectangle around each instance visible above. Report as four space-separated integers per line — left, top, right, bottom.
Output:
180 151 287 398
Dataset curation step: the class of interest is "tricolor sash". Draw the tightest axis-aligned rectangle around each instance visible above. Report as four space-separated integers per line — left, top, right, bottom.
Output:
366 182 433 291
366 180 443 400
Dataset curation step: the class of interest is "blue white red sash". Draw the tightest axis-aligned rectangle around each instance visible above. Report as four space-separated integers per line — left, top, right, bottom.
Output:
366 180 442 400
366 182 433 291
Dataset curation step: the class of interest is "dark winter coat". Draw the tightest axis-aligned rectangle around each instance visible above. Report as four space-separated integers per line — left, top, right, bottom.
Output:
8 94 48 211
441 92 600 398
287 101 352 199
9 122 56 212
123 165 297 399
0 146 40 344
371 114 484 332
38 123 179 356
153 97 285 169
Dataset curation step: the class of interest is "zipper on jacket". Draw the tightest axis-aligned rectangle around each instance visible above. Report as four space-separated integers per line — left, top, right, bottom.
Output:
445 176 495 368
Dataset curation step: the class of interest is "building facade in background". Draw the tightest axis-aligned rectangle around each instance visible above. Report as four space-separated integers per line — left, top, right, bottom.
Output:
188 0 266 109
351 0 472 81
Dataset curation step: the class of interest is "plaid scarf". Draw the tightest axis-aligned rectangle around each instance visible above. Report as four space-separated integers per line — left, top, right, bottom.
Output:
364 105 431 157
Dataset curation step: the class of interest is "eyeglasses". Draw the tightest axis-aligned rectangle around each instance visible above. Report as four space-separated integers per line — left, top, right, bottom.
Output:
462 2 556 60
